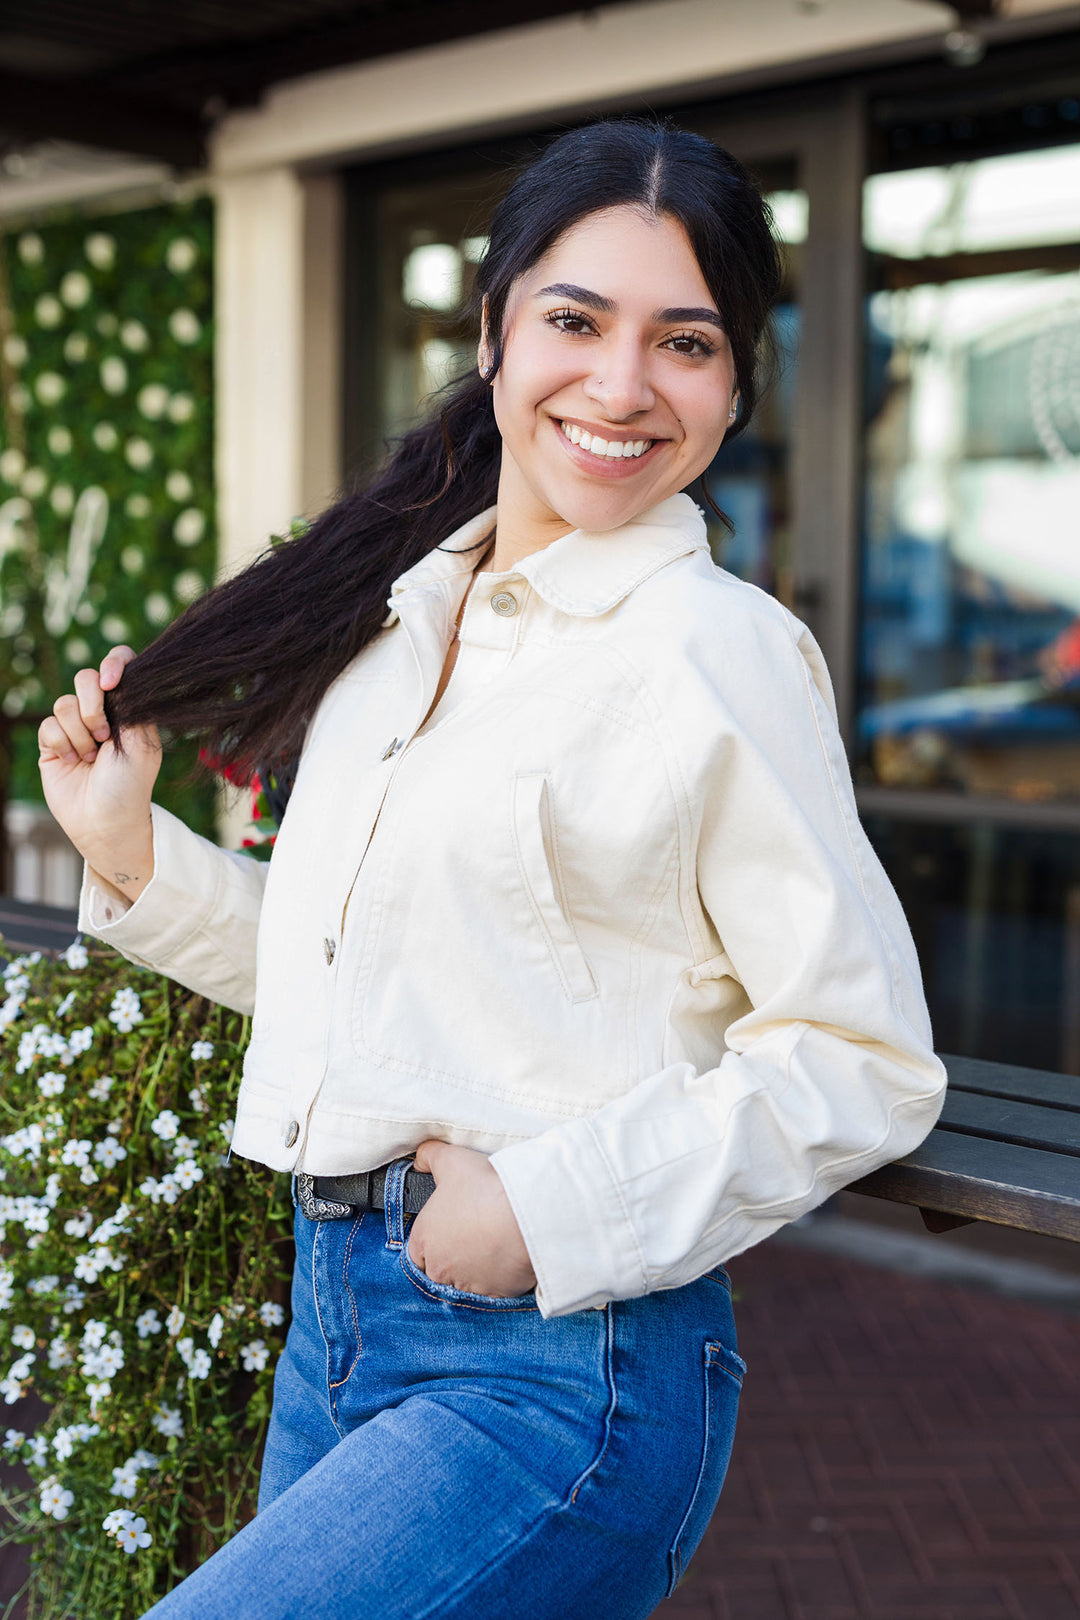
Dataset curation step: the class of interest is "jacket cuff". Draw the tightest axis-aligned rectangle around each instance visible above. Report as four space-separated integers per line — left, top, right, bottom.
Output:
490 1118 648 1318
77 802 222 969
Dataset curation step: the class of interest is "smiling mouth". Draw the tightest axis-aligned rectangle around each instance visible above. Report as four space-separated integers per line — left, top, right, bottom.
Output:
559 419 656 460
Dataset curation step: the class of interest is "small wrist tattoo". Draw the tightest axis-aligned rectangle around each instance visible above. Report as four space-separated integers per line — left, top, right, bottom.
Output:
113 872 137 886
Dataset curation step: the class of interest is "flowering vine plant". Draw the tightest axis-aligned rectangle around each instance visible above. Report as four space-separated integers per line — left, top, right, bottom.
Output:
0 937 293 1618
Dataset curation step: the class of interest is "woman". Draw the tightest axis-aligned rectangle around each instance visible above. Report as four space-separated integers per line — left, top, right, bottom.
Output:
38 119 946 1618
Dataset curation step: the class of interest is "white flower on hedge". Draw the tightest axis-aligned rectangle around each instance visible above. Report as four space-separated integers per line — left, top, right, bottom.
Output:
188 1348 212 1379
176 1336 195 1369
26 1275 59 1296
101 615 129 643
121 545 144 577
159 1174 180 1205
21 467 48 499
151 1404 184 1439
61 1139 91 1168
79 1166 99 1186
100 356 128 394
167 392 195 423
18 232 43 264
60 270 91 308
173 1159 203 1192
88 1075 114 1102
241 1339 269 1372
136 1308 162 1339
39 1477 75 1521
188 1086 205 1114
0 1266 13 1310
47 1338 73 1371
55 990 76 1018
64 331 89 363
92 421 118 451
137 382 169 420
207 1312 224 1350
117 1515 153 1555
34 294 62 328
166 236 198 273
172 1134 199 1160
165 470 193 501
174 569 205 604
103 1507 134 1535
82 1323 107 1355
86 1381 111 1416
145 592 171 625
3 1429 24 1454
51 484 75 517
173 508 206 547
169 308 201 344
219 1119 234 1143
93 1136 127 1169
38 1072 65 1098
26 1435 48 1467
62 941 89 970
138 1176 162 1205
258 1302 285 1329
110 1463 139 1499
11 1325 35 1350
165 1305 185 1337
0 447 26 483
3 335 28 367
62 1284 86 1313
47 424 73 456
151 1109 179 1141
120 319 149 352
69 1025 94 1054
109 987 143 1032
85 231 115 269
125 438 153 471
35 371 65 406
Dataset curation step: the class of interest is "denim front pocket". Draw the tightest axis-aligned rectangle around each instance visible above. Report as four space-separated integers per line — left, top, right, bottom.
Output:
666 1337 746 1596
398 1238 539 1313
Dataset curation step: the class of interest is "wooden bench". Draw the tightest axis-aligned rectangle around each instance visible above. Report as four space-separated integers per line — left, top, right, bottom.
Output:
850 1052 1080 1242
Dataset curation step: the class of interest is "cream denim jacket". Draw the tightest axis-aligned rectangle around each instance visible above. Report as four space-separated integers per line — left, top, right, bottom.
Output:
80 494 946 1318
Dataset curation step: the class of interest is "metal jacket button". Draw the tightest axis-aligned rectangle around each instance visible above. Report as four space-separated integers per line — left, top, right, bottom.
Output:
284 1120 300 1147
490 591 518 617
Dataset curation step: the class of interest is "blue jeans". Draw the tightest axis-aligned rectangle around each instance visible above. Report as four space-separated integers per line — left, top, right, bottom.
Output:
144 1159 745 1619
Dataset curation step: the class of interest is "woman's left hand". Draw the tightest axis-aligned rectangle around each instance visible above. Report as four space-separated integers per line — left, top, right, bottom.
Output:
408 1140 537 1297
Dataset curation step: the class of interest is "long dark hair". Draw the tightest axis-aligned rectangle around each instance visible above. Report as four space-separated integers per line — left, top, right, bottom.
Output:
105 117 782 786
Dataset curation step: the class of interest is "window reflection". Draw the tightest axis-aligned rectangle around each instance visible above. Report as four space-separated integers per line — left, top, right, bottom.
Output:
859 143 1080 801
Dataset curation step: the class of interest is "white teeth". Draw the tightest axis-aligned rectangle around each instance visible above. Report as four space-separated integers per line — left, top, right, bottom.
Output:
560 421 653 459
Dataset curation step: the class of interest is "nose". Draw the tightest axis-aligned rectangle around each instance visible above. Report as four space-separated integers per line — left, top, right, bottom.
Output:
583 336 655 420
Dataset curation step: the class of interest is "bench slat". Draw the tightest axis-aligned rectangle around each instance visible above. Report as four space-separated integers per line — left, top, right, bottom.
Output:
849 1131 1080 1241
937 1089 1080 1157
942 1052 1080 1112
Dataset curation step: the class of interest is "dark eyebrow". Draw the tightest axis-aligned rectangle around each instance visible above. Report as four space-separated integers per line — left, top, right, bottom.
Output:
535 283 725 332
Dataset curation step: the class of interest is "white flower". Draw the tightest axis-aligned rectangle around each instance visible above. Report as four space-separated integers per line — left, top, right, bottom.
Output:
85 232 116 269
47 1338 73 1370
60 271 91 308
69 1025 94 1054
145 592 171 625
62 1284 86 1314
3 1429 25 1453
188 1087 205 1114
165 470 193 501
241 1339 269 1372
10 1325 35 1350
188 1348 212 1380
110 1464 138 1500
85 1381 111 1415
100 356 128 394
80 1167 100 1186
93 1136 127 1169
103 1508 134 1535
92 421 118 451
218 1119 235 1143
151 1404 184 1439
73 1253 100 1284
26 1435 48 1466
158 1174 180 1205
39 1478 75 1520
82 1320 108 1351
167 392 195 423
171 1134 199 1160
55 991 76 1018
151 1110 179 1141
124 437 153 471
120 319 149 352
93 1343 124 1378
101 614 129 643
165 1306 185 1337
135 1308 162 1339
18 232 43 264
258 1302 285 1329
174 569 205 604
138 1177 162 1204
207 1312 224 1349
64 331 89 363
168 309 201 344
109 988 143 1033
117 1515 152 1554
173 508 206 547
176 1336 194 1369
61 1139 92 1168
0 1266 13 1311
137 383 169 420
88 1075 115 1102
35 295 62 328
21 467 48 499
133 1448 159 1471
26 1275 59 1296
38 1072 65 1098
166 237 198 274
173 1158 203 1191
60 939 88 971
0 447 26 483
35 371 66 405
52 1427 75 1460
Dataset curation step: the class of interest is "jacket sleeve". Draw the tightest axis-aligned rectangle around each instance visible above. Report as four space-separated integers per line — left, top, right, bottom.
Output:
490 610 947 1319
77 800 268 1016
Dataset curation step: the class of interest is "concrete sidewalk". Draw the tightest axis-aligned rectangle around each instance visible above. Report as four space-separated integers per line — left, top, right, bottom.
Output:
663 1235 1080 1620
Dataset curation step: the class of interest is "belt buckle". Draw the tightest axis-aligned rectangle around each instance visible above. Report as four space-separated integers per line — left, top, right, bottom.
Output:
295 1172 356 1221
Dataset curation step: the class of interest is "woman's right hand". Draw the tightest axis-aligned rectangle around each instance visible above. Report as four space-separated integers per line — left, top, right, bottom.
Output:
37 646 162 890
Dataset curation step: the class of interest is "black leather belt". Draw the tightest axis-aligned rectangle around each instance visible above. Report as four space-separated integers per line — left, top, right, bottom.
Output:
295 1165 436 1221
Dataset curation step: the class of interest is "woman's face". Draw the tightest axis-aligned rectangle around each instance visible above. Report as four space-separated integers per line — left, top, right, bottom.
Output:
487 205 738 537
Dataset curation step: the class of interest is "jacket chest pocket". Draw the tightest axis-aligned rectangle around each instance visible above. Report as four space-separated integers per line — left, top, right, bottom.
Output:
511 772 598 1004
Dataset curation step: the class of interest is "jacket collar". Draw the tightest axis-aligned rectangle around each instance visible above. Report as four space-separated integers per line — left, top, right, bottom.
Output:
387 493 708 619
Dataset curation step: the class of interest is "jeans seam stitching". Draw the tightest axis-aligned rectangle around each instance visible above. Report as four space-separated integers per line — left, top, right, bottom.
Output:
566 1303 618 1507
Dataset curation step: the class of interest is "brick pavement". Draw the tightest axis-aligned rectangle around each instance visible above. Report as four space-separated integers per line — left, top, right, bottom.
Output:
661 1239 1080 1620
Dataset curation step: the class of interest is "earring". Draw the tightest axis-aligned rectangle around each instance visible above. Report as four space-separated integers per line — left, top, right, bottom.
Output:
479 363 491 379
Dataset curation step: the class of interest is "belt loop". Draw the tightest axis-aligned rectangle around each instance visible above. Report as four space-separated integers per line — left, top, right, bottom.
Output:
383 1157 413 1248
